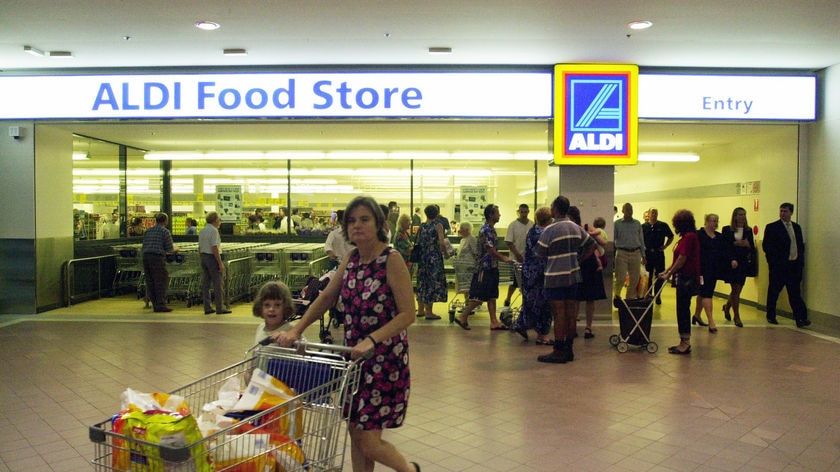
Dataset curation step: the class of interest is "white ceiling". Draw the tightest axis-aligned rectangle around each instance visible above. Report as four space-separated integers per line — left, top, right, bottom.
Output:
3 0 838 70
5 0 837 157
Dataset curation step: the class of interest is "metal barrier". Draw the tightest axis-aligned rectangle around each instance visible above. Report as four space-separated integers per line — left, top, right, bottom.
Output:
63 254 117 307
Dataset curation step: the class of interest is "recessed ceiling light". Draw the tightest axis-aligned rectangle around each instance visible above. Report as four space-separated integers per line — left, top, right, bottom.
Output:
23 45 45 57
627 20 653 30
195 20 220 31
223 48 248 56
428 47 453 54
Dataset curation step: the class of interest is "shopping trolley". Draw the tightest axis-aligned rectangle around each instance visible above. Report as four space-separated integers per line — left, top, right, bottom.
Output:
499 262 522 328
448 259 476 323
89 340 362 471
609 281 667 353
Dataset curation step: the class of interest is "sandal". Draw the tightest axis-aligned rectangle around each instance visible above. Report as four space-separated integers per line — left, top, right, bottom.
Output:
668 344 691 355
584 328 594 339
490 325 508 331
454 318 471 331
535 338 554 345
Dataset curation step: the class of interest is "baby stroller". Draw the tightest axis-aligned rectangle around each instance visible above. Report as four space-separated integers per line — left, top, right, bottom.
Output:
609 281 667 353
296 270 339 344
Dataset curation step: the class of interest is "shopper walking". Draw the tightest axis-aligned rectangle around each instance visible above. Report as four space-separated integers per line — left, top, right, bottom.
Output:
199 211 231 315
141 212 177 312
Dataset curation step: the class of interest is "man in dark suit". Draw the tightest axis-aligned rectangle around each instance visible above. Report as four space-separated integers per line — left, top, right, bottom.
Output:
762 202 810 327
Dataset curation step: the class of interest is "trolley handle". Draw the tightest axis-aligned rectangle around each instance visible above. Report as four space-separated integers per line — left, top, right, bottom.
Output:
256 337 374 360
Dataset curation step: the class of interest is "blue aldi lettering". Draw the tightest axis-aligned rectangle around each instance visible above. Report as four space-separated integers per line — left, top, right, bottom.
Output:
92 82 182 111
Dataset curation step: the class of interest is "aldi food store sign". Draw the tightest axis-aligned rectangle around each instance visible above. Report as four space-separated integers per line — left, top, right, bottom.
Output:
554 64 638 165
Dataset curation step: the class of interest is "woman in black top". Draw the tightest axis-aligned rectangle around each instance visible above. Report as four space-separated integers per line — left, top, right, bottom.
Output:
692 213 727 333
720 207 755 327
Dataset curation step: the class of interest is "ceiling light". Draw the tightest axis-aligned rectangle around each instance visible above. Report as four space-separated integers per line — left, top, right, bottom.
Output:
72 152 89 160
48 51 73 58
194 20 220 31
638 152 699 162
428 47 453 54
223 48 248 56
627 20 653 30
23 45 45 57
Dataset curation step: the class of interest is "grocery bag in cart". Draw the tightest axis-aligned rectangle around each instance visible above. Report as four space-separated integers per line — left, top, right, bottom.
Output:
90 341 363 472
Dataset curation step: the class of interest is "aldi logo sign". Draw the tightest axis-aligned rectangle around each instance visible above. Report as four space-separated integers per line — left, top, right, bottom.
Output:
554 64 638 165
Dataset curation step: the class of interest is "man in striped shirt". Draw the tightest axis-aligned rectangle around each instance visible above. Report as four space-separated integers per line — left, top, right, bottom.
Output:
534 196 595 364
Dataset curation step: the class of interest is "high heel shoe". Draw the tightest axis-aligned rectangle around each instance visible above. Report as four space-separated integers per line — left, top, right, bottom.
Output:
692 315 708 327
722 303 732 321
734 316 743 328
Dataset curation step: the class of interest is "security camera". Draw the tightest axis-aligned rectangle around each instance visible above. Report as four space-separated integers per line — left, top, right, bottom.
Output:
9 126 21 140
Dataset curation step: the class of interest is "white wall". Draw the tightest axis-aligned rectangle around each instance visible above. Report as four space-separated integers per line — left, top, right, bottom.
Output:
803 65 840 317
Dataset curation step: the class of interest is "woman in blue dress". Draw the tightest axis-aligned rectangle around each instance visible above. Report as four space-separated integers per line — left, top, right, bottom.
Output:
415 204 449 320
511 206 554 344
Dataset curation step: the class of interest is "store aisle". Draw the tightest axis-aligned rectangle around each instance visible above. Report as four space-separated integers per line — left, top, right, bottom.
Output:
1 294 838 472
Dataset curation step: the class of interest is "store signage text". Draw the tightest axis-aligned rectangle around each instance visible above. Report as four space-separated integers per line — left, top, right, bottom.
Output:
1 72 549 119
91 79 424 112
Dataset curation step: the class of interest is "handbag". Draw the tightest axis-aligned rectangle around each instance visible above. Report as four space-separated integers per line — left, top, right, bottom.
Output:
409 243 421 263
744 247 758 277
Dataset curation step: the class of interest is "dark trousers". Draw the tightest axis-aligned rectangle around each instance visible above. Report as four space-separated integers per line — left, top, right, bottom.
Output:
675 282 694 337
201 253 225 312
766 261 808 321
142 254 169 309
645 250 666 299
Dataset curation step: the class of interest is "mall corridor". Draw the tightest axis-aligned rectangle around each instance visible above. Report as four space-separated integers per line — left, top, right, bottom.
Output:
1 293 839 471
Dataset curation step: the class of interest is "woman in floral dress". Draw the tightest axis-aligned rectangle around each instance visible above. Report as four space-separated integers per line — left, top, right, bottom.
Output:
414 204 449 320
511 206 554 344
276 196 420 472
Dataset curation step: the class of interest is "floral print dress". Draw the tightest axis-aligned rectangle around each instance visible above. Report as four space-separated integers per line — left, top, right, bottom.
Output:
337 247 410 430
415 222 448 304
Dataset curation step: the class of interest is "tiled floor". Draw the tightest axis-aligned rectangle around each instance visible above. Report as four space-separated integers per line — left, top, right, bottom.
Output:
1 290 839 472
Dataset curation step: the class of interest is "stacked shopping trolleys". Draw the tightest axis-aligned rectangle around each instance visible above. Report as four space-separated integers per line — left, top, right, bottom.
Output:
89 341 363 471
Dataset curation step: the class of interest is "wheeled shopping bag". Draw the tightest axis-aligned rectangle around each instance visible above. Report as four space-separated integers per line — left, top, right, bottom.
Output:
609 282 667 353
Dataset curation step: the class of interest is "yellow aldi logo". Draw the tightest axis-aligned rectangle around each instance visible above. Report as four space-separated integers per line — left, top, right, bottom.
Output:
554 64 638 165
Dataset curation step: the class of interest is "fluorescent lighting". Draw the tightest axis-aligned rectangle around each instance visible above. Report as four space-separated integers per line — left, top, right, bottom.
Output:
451 152 512 161
195 20 220 30
428 47 453 54
24 45 45 57
72 152 89 160
223 48 248 56
638 152 699 162
513 152 553 161
627 20 653 30
519 186 548 196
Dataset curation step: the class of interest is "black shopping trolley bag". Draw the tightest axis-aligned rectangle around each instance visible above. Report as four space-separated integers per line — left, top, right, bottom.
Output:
617 297 654 346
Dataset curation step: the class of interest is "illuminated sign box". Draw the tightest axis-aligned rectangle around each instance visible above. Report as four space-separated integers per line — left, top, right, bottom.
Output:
639 74 816 120
554 64 638 166
0 72 551 120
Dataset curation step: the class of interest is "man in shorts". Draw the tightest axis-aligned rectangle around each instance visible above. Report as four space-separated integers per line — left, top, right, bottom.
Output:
534 196 595 364
455 204 512 331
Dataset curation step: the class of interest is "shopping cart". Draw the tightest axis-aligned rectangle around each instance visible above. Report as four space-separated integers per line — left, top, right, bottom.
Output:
499 262 522 328
89 341 362 471
609 281 667 353
448 259 476 323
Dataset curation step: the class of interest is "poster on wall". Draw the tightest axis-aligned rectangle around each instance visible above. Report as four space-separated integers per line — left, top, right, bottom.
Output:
216 185 242 222
460 186 487 225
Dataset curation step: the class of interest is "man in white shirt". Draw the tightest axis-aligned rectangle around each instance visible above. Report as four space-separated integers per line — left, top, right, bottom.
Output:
325 210 352 270
98 212 120 239
503 204 534 307
199 211 231 315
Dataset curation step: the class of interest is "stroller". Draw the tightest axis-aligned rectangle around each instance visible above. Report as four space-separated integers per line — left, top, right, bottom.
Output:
609 281 667 353
296 270 339 344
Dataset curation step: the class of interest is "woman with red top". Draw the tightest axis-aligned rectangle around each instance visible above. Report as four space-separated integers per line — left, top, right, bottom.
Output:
659 209 701 355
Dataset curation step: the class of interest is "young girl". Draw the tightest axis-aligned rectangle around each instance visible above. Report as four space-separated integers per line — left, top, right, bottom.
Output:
252 281 296 345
